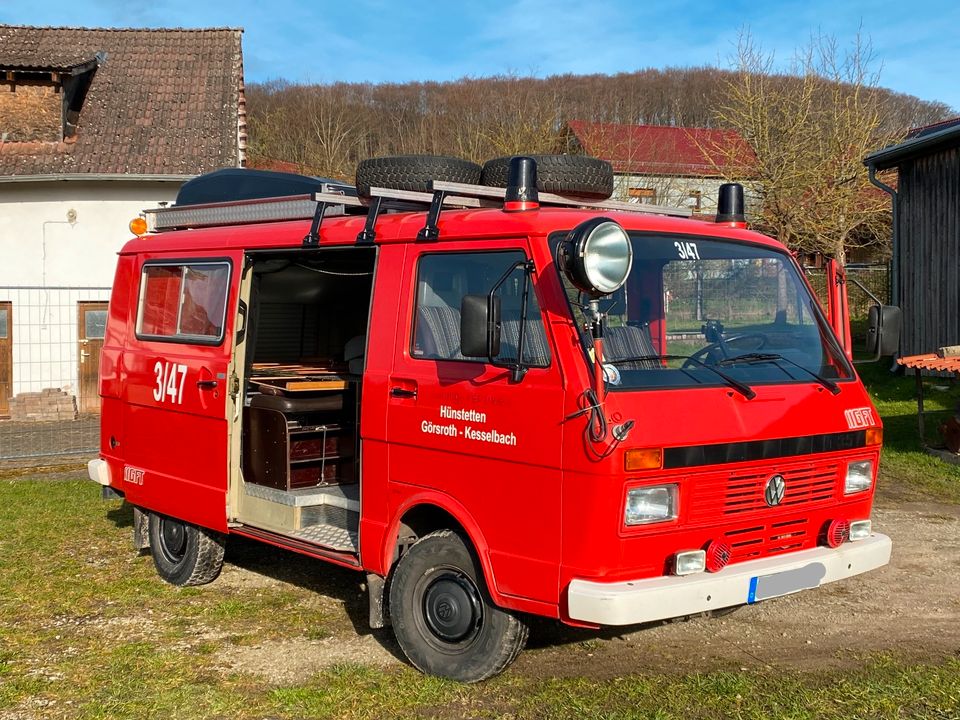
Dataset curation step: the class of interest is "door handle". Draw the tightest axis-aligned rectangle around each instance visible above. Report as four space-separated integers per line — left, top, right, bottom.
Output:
197 380 218 390
390 387 417 398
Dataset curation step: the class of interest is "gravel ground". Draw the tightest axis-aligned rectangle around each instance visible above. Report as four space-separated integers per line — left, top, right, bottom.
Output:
217 490 960 682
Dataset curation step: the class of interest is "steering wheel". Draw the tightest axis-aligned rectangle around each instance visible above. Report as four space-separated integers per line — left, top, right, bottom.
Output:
681 333 769 368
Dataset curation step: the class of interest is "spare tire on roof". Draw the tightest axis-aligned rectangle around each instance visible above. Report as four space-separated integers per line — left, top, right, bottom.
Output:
481 155 614 200
355 155 482 198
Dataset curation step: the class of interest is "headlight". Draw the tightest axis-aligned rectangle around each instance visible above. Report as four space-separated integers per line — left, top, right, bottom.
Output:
844 460 874 494
560 218 633 297
625 484 678 526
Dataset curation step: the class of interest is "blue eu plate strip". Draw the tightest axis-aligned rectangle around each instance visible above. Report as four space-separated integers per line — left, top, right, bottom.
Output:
747 576 758 604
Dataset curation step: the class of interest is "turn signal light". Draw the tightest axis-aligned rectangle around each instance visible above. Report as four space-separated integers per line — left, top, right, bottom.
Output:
865 427 883 446
625 448 663 472
825 519 851 548
129 216 148 236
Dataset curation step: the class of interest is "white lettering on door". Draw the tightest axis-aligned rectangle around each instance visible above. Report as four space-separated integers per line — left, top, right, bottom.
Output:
153 361 188 405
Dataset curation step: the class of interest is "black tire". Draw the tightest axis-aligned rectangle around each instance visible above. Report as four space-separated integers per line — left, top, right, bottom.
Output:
480 154 614 200
355 155 482 198
389 529 528 682
148 512 225 587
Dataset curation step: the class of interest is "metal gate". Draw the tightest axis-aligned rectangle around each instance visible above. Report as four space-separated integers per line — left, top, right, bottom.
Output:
0 287 109 463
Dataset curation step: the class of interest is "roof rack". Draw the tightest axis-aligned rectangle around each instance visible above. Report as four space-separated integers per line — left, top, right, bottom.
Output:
142 177 692 242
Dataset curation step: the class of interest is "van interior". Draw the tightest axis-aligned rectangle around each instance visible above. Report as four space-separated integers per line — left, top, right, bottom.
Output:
234 247 376 555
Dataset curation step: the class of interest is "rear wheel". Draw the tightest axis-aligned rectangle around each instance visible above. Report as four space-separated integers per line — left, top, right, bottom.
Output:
480 154 614 200
389 529 528 682
148 513 225 587
355 155 482 198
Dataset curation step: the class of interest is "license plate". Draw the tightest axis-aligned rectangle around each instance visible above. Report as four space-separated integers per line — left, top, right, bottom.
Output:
748 562 827 603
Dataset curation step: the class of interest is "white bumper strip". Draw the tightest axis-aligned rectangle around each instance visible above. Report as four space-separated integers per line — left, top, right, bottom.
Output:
568 533 892 626
87 458 110 487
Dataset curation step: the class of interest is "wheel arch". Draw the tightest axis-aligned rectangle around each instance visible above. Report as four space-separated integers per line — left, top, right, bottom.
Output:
382 493 506 607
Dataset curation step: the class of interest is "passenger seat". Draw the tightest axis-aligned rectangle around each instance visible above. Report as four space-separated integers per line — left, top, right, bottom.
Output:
344 335 366 375
415 305 464 360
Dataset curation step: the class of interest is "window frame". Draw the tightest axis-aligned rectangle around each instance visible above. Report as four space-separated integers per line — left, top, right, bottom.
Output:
549 230 855 391
135 259 232 346
410 248 551 368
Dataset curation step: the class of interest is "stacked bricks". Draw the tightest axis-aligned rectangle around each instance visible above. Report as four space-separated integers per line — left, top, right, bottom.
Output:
8 389 78 422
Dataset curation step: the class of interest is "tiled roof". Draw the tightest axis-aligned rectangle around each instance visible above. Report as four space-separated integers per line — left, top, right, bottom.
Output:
565 120 754 177
0 25 244 177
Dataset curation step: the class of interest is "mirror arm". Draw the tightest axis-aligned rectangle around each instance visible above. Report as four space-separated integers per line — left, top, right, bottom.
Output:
847 275 883 307
485 260 534 382
511 261 535 382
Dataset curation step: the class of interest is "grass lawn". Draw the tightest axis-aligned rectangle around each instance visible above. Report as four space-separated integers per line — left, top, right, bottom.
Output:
858 361 960 503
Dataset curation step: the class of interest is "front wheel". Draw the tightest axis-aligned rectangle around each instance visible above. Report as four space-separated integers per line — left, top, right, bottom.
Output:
389 530 528 682
148 512 225 587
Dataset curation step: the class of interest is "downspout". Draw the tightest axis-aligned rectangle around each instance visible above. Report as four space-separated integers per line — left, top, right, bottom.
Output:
867 164 898 306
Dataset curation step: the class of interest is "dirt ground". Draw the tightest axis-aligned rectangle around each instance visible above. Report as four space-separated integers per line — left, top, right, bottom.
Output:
220 487 960 683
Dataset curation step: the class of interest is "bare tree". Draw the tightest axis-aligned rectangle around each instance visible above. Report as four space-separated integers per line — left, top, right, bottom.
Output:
713 30 904 262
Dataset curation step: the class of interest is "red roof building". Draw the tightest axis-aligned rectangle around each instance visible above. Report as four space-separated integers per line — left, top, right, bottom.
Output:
564 120 754 178
562 120 754 214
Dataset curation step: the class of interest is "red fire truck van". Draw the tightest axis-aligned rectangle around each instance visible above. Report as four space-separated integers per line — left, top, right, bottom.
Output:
88 155 901 682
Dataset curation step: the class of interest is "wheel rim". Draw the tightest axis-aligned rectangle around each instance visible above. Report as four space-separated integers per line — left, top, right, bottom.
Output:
419 569 483 647
158 517 187 564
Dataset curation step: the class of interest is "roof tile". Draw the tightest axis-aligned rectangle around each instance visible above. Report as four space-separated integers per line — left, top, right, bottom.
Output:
0 25 243 177
566 120 754 178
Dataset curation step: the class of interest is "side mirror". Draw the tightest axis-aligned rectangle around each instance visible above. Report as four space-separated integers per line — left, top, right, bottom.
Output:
460 294 501 358
865 304 901 359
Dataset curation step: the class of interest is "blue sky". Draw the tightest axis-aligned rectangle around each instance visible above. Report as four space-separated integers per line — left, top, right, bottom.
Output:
3 0 959 112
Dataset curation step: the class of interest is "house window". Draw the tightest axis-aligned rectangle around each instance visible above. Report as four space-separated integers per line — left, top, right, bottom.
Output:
136 262 231 343
629 187 657 204
0 75 62 143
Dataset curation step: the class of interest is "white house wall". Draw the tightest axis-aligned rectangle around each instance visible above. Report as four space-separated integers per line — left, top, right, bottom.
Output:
611 174 765 221
0 179 180 398
611 174 728 214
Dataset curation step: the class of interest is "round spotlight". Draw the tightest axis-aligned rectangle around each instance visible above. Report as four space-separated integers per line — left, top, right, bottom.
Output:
825 519 851 548
705 540 732 573
559 218 633 297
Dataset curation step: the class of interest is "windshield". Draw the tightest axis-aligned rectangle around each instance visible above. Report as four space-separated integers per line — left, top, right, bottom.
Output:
557 234 853 391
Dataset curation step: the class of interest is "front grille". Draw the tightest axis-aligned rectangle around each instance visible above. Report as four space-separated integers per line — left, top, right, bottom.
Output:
724 518 811 562
688 461 839 524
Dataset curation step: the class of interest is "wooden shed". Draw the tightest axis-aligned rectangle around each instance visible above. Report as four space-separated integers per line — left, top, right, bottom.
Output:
864 119 960 357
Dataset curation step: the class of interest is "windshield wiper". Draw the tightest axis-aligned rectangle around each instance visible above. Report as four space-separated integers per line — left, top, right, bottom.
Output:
604 354 756 400
716 353 840 395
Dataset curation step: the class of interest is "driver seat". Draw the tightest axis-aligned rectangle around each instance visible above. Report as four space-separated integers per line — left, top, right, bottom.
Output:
604 325 661 370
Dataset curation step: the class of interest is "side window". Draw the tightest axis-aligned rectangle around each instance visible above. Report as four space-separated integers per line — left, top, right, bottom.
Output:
412 251 550 367
136 262 230 343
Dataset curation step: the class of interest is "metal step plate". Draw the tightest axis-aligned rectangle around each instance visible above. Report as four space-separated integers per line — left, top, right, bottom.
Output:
290 522 358 553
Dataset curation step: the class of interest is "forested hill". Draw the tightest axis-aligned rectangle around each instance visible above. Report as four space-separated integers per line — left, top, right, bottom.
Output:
246 67 954 181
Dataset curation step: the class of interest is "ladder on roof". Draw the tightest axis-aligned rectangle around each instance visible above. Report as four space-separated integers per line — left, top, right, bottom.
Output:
143 179 692 240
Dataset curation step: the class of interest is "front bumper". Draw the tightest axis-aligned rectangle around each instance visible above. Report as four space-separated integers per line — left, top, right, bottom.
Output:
567 532 891 625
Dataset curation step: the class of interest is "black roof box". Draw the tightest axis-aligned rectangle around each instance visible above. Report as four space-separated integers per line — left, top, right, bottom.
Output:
175 168 356 207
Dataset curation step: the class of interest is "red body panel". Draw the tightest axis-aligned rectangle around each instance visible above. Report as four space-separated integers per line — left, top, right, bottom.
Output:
100 205 884 624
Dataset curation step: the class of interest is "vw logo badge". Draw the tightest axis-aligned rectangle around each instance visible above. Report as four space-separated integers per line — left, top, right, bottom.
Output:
764 474 786 506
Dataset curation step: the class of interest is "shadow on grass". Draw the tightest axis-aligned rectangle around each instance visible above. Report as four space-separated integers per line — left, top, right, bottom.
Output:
106 500 134 529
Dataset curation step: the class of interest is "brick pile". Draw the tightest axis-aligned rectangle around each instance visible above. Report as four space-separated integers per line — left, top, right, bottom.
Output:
8 388 78 421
